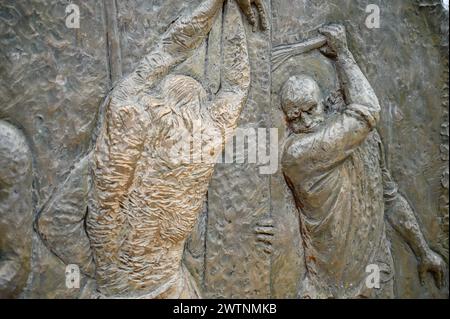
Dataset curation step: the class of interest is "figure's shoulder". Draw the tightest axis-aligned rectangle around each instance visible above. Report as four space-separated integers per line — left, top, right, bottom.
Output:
283 134 299 155
284 132 316 152
281 134 321 184
282 133 310 163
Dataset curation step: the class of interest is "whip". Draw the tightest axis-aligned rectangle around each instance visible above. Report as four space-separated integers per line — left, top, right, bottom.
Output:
271 35 327 71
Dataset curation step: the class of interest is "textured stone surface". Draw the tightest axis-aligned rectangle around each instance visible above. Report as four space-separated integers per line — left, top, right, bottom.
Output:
270 0 448 298
0 0 448 298
36 155 94 277
0 0 108 298
204 0 272 299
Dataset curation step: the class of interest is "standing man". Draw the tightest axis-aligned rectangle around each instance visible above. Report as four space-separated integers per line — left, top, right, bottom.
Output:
281 24 446 298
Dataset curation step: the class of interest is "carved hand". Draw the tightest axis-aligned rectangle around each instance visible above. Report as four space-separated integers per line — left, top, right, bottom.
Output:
234 0 268 31
254 218 275 254
318 24 349 58
418 248 446 289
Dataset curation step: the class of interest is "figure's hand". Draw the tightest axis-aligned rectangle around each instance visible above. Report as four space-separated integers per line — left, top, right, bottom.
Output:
418 249 446 289
235 0 268 31
318 24 349 58
254 218 274 254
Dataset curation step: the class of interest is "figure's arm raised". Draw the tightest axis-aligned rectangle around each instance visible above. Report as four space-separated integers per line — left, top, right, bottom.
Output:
319 24 381 127
285 25 381 172
112 0 225 104
208 0 250 135
90 0 224 219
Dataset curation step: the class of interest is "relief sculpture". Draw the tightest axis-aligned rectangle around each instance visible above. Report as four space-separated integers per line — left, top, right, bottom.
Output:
280 25 446 298
0 0 448 300
87 0 253 299
36 0 268 299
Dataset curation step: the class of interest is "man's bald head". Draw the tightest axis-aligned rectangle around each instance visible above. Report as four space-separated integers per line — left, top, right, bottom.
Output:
281 75 325 134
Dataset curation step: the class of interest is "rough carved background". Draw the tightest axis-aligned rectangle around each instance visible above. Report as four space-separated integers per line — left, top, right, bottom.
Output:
0 0 448 298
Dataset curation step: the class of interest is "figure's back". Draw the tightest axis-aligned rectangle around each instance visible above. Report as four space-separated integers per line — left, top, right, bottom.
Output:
86 77 222 297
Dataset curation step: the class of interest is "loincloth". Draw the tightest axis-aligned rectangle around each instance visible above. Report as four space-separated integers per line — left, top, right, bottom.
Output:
92 264 201 299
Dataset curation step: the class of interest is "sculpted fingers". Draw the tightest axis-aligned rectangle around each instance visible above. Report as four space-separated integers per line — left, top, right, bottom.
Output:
236 0 257 28
418 265 427 286
318 23 348 56
419 250 448 289
433 260 446 289
319 45 337 59
254 0 268 30
256 234 273 255
235 0 268 31
256 234 273 244
434 266 443 289
256 217 274 228
262 245 273 255
254 226 274 236
254 218 275 254
318 25 334 37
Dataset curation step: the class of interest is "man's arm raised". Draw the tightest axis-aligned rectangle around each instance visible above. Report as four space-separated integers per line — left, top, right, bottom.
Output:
112 0 226 103
320 24 381 145
286 25 381 171
322 25 380 121
90 0 225 219
207 0 250 136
